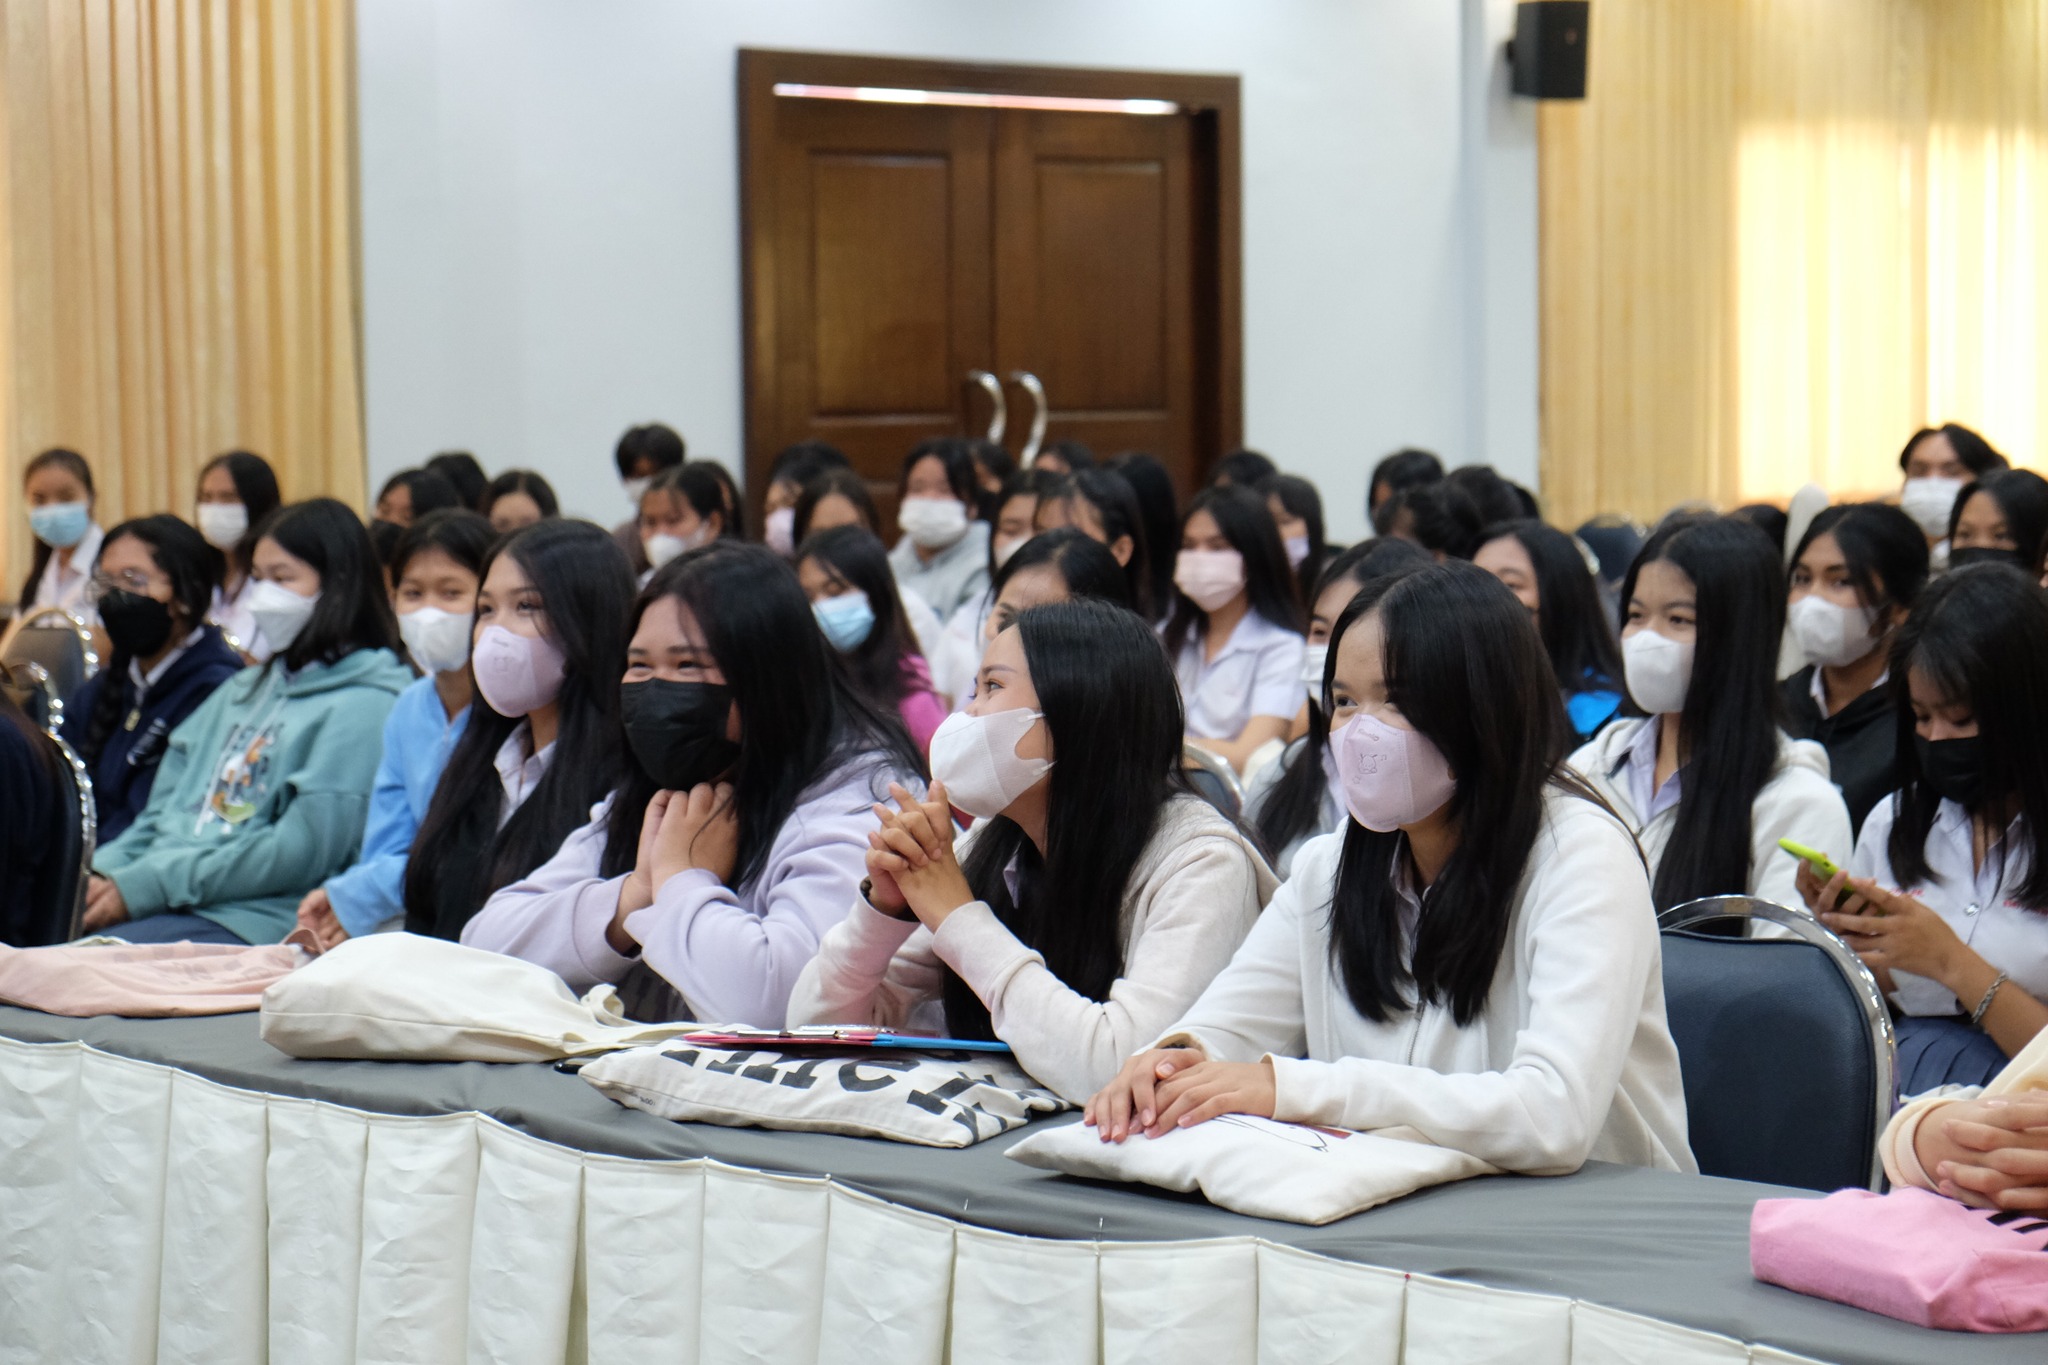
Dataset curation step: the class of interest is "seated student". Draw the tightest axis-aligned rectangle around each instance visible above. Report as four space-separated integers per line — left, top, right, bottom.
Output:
1365 446 1443 520
761 439 850 557
1796 565 2048 1095
1475 520 1626 741
62 517 242 844
792 468 882 546
945 529 1133 709
1209 448 1277 490
1260 473 1332 605
1032 440 1094 479
1569 516 1852 911
697 461 747 540
933 469 1066 694
1106 451 1181 618
1085 561 1694 1175
796 526 948 753
1781 503 1928 834
1034 468 1155 620
293 510 494 945
402 520 638 940
1167 486 1307 773
1897 422 2007 549
81 499 411 945
1247 538 1430 875
791 599 1277 1101
0 687 67 947
1374 479 1482 560
427 451 490 512
1945 467 2048 574
1449 464 1538 526
639 463 734 576
966 436 1014 520
19 448 103 624
610 422 688 575
481 470 559 535
890 438 993 618
462 542 925 1025
374 467 462 529
195 449 283 658
1882 1025 2048 1209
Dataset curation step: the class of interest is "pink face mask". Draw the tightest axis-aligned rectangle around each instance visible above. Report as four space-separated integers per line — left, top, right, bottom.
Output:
1332 710 1456 832
471 624 567 719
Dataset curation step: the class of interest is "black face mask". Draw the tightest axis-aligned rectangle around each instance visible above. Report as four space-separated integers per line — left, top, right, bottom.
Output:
1915 733 1989 809
99 589 175 658
1947 546 2024 572
621 679 741 790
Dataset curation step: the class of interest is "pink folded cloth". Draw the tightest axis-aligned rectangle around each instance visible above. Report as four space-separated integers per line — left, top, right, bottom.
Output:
1752 1186 2048 1333
0 936 315 1017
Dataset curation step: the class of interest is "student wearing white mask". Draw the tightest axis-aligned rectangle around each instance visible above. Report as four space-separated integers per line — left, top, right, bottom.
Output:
609 422 687 577
888 438 992 618
932 469 1066 695
18 447 104 625
1260 473 1332 609
82 500 411 944
1897 422 2007 562
1086 563 1693 1176
1246 538 1430 876
195 450 284 659
295 510 495 946
1569 515 1851 912
789 598 1276 1102
638 464 733 579
796 526 947 754
1166 486 1308 773
1781 503 1928 835
463 542 925 1026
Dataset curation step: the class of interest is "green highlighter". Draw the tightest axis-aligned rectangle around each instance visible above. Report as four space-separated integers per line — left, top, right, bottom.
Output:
1777 838 1843 882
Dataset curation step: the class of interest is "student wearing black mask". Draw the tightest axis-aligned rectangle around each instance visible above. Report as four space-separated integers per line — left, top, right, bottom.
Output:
1797 566 2048 1094
1945 468 2048 575
63 517 243 842
463 542 925 1026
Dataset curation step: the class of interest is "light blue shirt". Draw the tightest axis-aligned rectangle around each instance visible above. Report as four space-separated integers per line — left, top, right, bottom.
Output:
322 674 470 937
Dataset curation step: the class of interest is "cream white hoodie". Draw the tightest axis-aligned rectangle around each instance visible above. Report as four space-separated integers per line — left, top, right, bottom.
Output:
1568 718 1853 911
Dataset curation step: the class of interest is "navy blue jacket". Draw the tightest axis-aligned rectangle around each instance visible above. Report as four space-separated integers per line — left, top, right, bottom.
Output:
62 627 245 844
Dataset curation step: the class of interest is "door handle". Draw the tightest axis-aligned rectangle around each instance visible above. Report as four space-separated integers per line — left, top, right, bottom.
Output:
1009 371 1048 468
966 370 1006 444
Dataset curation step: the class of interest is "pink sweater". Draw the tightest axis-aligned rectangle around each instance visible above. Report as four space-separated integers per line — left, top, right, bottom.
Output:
896 654 948 755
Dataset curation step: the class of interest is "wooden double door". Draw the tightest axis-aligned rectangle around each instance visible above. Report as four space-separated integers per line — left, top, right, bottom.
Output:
741 51 1241 522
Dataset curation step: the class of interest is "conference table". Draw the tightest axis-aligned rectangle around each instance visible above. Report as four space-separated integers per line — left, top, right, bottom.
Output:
0 1004 2039 1365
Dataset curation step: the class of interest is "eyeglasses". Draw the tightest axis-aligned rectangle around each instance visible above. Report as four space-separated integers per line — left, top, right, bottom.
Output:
86 570 165 603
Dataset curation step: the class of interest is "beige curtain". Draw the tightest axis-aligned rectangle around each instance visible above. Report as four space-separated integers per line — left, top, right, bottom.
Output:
1540 0 2048 530
0 0 363 592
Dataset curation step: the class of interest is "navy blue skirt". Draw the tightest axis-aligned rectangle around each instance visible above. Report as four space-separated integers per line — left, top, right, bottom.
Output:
1895 1014 2010 1097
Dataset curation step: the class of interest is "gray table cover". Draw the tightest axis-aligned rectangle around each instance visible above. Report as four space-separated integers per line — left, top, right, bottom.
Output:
1 1005 2039 1365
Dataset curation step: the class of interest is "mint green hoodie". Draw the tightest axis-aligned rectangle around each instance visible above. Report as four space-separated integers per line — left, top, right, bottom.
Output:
94 648 413 944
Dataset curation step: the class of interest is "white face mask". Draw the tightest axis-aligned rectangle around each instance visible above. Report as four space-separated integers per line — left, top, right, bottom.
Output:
927 707 1053 819
398 605 475 676
247 579 321 652
1788 594 1880 670
898 496 970 551
1300 642 1329 704
1900 476 1967 540
1622 628 1694 716
1175 549 1247 613
992 535 1026 570
1284 534 1311 569
765 507 797 558
195 502 249 551
623 476 653 506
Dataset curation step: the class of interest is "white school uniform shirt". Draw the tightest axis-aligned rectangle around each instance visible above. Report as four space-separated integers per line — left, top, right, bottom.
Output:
1158 790 1696 1175
787 794 1279 1102
32 522 104 624
889 521 991 620
1568 716 1853 911
461 753 917 1027
1851 794 2048 1017
1172 609 1306 741
491 721 555 829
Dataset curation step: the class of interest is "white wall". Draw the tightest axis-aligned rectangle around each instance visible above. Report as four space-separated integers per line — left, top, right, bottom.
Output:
356 0 1539 543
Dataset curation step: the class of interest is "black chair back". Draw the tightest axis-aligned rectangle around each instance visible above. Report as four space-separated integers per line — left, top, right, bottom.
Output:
1660 896 1895 1192
1181 743 1242 820
14 730 95 947
2 610 96 731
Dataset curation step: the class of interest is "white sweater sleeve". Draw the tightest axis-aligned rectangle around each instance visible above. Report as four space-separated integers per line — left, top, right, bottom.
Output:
460 806 637 993
785 894 946 1031
1153 855 1319 1065
1747 761 1854 911
932 832 1267 1102
1265 814 1662 1175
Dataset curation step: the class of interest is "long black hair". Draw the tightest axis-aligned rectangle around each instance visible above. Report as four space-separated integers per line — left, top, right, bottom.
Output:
1375 479 1482 557
1056 468 1153 619
254 499 398 672
404 520 637 937
941 598 1192 1038
1211 448 1277 488
1482 520 1623 697
900 437 981 506
75 517 226 766
18 448 94 610
1260 472 1331 605
987 528 1136 633
1621 516 1786 910
1367 448 1443 514
1162 485 1305 658
1898 423 2006 476
1948 468 2048 572
1789 503 1928 625
481 469 559 522
1325 561 1597 1025
792 469 880 545
1252 539 1430 861
598 543 925 887
197 450 282 581
797 526 923 712
376 468 462 523
427 451 489 510
1106 451 1180 614
1885 565 2048 907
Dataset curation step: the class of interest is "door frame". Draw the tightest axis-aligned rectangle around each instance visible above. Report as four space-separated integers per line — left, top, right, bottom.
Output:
737 47 1243 514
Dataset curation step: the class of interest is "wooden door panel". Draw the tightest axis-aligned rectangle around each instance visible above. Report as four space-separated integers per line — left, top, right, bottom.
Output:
811 154 957 416
1033 159 1168 410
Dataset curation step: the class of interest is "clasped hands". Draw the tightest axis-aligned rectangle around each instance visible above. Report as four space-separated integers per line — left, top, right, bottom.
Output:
1083 1046 1277 1144
863 781 973 929
608 783 741 952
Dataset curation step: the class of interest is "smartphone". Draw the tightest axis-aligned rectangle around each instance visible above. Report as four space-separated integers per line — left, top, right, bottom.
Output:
1777 838 1843 882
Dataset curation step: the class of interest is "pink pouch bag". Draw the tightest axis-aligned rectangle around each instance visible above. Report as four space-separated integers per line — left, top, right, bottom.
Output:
1752 1187 2048 1332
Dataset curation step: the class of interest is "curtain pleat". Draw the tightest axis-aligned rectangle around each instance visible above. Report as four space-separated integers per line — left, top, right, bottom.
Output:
0 0 362 591
1541 0 2048 528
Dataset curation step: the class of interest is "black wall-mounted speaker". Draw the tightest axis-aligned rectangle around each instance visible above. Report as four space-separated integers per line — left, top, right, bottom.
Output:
1509 1 1590 101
